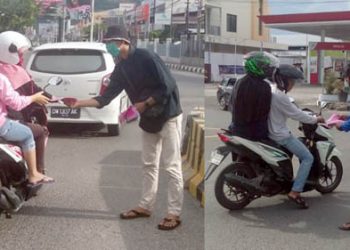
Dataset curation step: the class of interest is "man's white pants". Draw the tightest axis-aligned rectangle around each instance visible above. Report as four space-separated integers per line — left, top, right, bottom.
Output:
138 114 184 216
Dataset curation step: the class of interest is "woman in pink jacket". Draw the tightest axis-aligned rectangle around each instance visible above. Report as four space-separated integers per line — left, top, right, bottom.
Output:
0 31 52 175
0 31 53 185
0 73 53 184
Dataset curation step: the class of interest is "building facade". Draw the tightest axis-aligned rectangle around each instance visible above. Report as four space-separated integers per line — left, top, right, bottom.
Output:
205 0 287 82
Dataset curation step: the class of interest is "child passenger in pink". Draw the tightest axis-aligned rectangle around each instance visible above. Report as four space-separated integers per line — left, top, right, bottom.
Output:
0 73 53 184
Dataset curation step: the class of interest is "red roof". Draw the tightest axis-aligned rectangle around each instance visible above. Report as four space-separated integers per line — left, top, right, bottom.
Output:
260 11 350 24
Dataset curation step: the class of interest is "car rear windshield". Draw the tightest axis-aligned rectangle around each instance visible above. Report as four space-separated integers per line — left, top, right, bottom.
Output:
30 49 106 74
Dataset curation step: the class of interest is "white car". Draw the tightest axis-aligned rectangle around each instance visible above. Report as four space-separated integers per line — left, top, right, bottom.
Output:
26 42 129 136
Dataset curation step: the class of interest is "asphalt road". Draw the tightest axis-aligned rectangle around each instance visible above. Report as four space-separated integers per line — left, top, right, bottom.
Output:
205 84 350 250
0 70 204 250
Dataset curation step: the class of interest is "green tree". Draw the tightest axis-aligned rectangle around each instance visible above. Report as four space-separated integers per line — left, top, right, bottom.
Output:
0 0 39 32
82 23 107 41
149 26 170 42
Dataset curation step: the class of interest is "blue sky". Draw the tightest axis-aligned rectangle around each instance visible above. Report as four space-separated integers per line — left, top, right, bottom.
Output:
268 0 350 44
269 0 350 15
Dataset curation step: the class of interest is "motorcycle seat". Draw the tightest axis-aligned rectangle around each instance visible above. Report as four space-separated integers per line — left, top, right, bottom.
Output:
260 139 293 158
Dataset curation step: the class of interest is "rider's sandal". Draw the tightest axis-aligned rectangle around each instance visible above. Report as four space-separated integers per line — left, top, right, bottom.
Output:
288 195 309 209
339 222 350 231
158 217 181 230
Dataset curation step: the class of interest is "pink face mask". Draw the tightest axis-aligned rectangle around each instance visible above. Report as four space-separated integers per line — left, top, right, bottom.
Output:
17 54 24 66
17 48 27 66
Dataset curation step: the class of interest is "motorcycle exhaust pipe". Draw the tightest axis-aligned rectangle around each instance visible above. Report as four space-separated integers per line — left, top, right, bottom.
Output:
224 173 264 196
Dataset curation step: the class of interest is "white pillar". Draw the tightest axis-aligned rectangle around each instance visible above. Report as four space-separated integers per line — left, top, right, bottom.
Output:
154 38 159 53
166 38 171 58
318 29 326 84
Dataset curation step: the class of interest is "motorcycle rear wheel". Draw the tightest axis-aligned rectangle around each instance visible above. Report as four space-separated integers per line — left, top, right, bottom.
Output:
316 156 343 194
214 163 256 210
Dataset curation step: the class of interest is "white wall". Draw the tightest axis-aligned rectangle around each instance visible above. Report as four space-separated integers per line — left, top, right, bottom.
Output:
220 2 252 40
207 1 252 40
205 51 244 81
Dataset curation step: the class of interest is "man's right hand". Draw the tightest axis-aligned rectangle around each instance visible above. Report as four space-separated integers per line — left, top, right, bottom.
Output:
62 97 78 108
62 98 100 108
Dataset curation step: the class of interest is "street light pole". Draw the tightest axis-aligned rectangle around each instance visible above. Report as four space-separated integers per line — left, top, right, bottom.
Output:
234 38 237 78
90 0 95 42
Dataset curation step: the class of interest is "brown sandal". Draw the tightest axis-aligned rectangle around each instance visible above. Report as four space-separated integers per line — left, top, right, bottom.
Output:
120 209 151 219
288 195 309 209
339 222 350 231
158 217 181 230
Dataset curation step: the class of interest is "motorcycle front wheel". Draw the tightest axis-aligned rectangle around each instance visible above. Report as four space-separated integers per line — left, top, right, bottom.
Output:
214 163 256 210
316 156 343 194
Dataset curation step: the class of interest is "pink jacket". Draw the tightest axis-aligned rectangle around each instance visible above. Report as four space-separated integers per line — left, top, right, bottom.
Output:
0 73 32 127
0 63 31 89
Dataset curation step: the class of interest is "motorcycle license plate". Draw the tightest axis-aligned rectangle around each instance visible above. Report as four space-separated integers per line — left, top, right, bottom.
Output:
210 151 224 165
51 107 80 119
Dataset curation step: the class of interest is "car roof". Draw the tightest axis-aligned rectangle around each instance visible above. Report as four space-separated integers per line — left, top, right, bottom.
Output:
32 42 107 52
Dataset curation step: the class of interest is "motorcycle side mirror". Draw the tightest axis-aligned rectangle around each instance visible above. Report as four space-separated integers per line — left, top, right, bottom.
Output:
43 76 63 91
319 102 328 115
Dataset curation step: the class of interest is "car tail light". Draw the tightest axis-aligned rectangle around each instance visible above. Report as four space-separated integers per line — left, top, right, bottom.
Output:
217 133 230 143
99 73 111 95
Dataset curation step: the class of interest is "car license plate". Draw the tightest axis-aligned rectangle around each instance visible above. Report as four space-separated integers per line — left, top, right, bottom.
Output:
210 151 224 165
51 107 80 119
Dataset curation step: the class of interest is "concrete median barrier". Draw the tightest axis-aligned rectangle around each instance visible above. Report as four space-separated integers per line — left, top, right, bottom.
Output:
181 107 205 206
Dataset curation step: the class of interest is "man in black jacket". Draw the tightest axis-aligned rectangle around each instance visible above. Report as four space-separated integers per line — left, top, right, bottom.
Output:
67 25 183 230
229 51 279 141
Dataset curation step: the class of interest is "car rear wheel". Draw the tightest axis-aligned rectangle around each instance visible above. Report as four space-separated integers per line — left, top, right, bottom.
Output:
107 124 120 136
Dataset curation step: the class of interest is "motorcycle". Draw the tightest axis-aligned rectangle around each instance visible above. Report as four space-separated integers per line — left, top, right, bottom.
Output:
0 76 63 218
205 107 343 210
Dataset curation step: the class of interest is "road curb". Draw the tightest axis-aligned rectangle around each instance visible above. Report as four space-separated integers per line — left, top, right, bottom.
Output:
166 63 204 75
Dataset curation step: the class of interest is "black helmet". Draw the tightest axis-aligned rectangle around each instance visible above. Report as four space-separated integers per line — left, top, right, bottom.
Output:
273 64 304 92
103 25 130 44
243 51 279 78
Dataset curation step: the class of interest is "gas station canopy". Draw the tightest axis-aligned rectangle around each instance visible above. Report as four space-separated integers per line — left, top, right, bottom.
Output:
259 11 350 84
260 11 350 40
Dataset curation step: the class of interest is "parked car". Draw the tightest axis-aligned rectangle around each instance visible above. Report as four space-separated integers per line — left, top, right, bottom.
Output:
216 77 237 110
26 42 129 136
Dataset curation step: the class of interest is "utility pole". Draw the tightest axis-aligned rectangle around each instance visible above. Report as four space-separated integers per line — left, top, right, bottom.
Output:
170 0 174 40
152 0 157 32
185 0 190 40
134 6 137 40
196 0 202 57
234 39 237 78
90 0 95 42
62 0 66 42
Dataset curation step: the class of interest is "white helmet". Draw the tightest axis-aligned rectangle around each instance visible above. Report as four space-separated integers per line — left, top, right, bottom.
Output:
0 31 31 65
